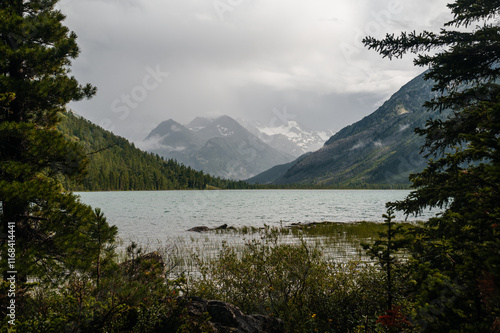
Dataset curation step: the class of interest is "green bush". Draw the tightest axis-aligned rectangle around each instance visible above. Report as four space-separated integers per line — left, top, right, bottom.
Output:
2 243 212 333
191 227 389 332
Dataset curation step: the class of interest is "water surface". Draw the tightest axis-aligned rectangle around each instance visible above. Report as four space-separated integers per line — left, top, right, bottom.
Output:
76 190 434 244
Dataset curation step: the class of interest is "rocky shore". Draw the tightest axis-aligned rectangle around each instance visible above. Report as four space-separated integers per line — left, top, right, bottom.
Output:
182 297 284 333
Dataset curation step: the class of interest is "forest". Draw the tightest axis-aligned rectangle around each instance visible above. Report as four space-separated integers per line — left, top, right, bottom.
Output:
1 0 499 332
58 112 254 191
59 113 407 191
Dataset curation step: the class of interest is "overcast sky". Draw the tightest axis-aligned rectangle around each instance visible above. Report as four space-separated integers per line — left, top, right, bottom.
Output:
59 0 452 142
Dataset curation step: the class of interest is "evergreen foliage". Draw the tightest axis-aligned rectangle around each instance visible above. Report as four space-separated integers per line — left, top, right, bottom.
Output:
57 112 254 191
0 0 116 282
363 208 409 310
364 0 500 330
1 243 210 332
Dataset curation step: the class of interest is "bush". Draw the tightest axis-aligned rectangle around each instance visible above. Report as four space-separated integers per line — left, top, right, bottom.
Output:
191 227 389 332
2 243 212 333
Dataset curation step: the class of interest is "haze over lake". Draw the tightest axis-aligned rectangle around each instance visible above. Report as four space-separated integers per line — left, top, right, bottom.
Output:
77 190 436 244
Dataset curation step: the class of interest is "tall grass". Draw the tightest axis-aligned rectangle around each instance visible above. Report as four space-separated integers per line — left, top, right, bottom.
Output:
145 221 417 277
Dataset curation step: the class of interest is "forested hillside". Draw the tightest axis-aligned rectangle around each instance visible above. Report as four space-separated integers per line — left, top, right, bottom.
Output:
57 112 251 191
261 72 451 187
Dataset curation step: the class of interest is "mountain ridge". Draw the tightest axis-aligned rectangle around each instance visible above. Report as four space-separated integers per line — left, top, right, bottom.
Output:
240 119 335 157
250 71 450 186
57 112 252 191
141 115 295 180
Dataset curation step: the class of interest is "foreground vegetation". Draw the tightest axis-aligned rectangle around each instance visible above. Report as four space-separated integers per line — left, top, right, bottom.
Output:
0 216 461 332
0 219 412 332
2 0 499 332
190 220 407 332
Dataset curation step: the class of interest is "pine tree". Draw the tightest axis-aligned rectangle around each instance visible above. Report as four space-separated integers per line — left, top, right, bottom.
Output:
364 1 500 330
0 0 115 282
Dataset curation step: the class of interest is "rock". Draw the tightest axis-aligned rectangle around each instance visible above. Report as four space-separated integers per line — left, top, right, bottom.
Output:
188 224 230 232
208 300 242 329
184 297 284 333
188 226 211 232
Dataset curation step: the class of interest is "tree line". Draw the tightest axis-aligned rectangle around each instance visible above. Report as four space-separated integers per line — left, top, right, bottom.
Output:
57 112 254 191
58 113 403 191
1 0 499 331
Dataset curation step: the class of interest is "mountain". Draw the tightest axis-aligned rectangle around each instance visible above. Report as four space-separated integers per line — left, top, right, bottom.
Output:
187 116 214 131
57 112 253 191
240 119 335 157
146 118 203 149
141 115 294 180
251 72 451 187
144 119 203 162
245 153 312 185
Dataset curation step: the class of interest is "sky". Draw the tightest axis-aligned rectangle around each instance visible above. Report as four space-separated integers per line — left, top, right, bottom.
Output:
58 0 452 142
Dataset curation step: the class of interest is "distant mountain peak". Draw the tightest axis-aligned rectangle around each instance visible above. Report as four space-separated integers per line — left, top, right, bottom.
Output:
254 71 450 187
142 115 294 180
215 115 235 121
216 124 234 136
241 119 335 157
187 117 213 131
144 119 187 140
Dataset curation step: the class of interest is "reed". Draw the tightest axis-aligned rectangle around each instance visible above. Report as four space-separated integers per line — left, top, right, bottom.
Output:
164 221 412 276
118 220 419 277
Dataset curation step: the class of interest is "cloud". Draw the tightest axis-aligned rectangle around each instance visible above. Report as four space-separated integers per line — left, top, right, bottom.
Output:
170 125 182 132
60 0 451 141
350 140 367 151
399 124 411 132
136 134 187 152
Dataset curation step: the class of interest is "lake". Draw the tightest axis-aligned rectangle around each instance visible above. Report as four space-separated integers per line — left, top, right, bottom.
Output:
76 189 435 244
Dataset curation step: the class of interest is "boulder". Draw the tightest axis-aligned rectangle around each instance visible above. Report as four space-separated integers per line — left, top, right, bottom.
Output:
184 297 284 333
187 224 229 232
188 226 211 232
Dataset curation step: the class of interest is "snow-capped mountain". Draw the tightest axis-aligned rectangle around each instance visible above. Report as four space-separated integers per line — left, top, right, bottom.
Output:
240 120 335 157
141 116 294 180
248 71 446 187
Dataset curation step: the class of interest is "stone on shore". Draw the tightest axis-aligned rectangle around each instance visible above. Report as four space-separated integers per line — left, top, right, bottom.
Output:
184 297 284 333
188 224 229 232
188 226 211 232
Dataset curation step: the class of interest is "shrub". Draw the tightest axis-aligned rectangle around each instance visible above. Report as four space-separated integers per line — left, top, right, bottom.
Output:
2 243 211 332
191 227 389 332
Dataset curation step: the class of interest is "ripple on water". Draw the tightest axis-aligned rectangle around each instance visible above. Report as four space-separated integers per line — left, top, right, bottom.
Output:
76 190 437 244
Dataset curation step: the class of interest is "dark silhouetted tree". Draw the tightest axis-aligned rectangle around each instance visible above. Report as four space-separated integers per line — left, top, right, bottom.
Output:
0 0 115 283
364 0 500 331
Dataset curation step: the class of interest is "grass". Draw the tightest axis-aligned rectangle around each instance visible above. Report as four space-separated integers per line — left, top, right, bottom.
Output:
147 220 421 277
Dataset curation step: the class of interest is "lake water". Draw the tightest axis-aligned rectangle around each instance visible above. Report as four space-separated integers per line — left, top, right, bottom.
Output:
76 189 435 244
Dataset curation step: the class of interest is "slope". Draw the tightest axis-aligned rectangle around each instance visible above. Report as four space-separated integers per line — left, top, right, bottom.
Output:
57 112 252 191
143 115 294 180
270 72 450 187
241 119 335 157
245 153 312 185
